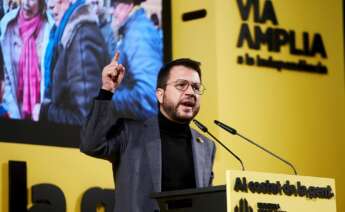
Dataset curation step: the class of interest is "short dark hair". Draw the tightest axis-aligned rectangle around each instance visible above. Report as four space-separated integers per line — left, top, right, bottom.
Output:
156 58 202 89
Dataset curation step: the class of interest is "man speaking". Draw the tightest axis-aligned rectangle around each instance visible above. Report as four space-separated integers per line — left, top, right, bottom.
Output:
80 55 216 212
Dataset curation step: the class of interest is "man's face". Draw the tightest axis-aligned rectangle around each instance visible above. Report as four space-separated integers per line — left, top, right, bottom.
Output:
156 66 202 123
112 3 133 28
21 0 40 18
50 0 70 25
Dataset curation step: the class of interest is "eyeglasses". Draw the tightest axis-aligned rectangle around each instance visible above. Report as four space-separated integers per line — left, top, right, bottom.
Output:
165 79 206 95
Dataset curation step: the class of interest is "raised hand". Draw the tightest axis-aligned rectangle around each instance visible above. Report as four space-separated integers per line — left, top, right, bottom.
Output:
101 52 126 92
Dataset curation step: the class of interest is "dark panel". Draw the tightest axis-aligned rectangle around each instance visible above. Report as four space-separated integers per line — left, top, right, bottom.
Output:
9 160 27 212
0 119 80 148
182 9 207 22
163 0 172 63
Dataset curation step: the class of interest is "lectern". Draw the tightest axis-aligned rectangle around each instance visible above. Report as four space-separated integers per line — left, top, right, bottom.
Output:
151 185 226 212
151 170 337 212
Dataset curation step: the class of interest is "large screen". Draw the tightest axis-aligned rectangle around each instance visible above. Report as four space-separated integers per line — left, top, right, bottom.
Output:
0 0 171 147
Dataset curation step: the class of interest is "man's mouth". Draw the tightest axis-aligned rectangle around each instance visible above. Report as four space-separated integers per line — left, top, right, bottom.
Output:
179 99 196 108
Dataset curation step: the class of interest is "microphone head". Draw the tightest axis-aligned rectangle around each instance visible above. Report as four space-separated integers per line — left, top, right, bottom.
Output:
193 119 208 132
214 120 237 135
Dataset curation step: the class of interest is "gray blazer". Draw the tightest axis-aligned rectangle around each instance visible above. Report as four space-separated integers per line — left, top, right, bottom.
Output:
80 100 216 212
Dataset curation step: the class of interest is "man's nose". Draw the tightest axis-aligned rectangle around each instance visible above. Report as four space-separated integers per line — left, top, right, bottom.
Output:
184 84 195 95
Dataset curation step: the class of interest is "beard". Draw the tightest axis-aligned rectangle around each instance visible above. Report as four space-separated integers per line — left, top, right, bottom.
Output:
161 94 200 123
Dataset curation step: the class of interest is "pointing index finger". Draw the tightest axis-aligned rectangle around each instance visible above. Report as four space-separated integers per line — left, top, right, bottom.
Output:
112 52 120 64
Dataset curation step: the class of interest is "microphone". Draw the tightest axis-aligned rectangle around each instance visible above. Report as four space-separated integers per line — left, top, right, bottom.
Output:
193 119 245 171
214 120 298 175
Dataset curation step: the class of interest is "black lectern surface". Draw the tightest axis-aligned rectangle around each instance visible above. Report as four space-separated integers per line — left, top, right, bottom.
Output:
151 185 226 212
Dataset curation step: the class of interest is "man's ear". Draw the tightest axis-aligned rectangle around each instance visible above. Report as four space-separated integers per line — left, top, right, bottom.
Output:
156 88 164 104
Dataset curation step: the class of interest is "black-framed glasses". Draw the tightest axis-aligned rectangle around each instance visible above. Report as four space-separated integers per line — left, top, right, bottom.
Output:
165 79 206 95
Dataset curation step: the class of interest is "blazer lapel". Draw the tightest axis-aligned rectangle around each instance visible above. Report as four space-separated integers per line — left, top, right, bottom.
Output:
143 117 162 192
191 129 206 187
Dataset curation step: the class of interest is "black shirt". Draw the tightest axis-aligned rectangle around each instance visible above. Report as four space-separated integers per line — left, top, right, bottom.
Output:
159 112 196 191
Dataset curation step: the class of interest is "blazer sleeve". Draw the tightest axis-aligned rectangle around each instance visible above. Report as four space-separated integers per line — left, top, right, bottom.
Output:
80 99 127 162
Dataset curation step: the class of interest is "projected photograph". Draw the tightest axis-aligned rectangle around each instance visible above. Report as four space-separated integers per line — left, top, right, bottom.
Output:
0 0 167 147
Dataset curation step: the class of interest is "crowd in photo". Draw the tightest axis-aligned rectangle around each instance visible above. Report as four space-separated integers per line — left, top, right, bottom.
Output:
0 0 163 125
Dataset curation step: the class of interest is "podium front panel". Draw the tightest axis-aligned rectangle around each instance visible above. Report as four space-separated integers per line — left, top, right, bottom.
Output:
226 170 336 212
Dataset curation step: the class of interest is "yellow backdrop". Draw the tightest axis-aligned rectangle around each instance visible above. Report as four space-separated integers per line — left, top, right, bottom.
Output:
0 143 114 211
172 0 344 211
